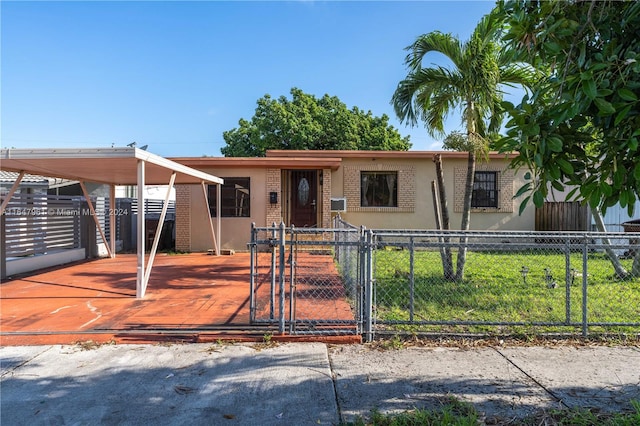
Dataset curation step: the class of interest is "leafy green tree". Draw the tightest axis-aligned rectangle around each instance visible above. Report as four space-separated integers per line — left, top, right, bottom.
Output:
498 0 640 216
497 0 640 278
391 7 537 281
221 88 411 157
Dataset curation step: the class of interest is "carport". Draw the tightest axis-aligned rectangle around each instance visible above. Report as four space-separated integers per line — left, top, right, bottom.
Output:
0 147 223 298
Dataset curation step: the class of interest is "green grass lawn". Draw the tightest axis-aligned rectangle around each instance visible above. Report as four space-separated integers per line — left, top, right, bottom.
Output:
344 398 640 426
372 249 640 334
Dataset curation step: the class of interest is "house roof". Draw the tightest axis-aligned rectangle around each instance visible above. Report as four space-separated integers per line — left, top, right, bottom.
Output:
1 148 223 185
1 170 48 185
171 156 342 170
265 150 517 160
172 150 516 170
0 170 77 188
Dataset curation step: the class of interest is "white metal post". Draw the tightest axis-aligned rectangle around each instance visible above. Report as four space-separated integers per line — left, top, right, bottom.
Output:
144 172 176 284
216 181 221 256
201 181 219 255
109 184 116 258
136 160 146 298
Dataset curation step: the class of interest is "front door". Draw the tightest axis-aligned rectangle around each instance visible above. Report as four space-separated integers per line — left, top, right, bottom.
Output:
290 170 317 227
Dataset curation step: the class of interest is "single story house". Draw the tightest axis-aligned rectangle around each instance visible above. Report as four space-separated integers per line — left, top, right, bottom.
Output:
172 150 534 252
0 171 79 196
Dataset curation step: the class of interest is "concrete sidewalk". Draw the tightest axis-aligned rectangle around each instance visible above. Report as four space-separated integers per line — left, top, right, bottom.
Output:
1 343 639 425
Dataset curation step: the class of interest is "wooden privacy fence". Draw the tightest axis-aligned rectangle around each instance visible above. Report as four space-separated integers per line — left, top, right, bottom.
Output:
535 201 591 232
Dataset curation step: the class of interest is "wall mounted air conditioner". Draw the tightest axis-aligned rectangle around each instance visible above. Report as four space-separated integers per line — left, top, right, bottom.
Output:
330 197 347 212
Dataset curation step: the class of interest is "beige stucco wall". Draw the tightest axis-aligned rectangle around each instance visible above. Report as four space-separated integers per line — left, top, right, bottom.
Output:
181 167 270 252
177 154 536 252
332 156 535 231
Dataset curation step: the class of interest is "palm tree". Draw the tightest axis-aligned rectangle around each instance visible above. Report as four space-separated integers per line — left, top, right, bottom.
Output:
392 7 537 281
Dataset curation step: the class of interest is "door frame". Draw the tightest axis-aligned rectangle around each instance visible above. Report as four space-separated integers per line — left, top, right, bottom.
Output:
283 169 321 227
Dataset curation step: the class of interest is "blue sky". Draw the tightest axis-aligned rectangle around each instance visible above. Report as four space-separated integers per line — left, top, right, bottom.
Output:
2 1 498 157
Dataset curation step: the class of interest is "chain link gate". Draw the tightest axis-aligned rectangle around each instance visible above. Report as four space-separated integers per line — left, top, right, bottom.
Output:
248 220 363 337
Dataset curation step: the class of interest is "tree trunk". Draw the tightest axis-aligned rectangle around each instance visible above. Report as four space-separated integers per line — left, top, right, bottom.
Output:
432 154 454 280
434 154 450 231
455 150 476 282
591 205 628 279
631 249 640 278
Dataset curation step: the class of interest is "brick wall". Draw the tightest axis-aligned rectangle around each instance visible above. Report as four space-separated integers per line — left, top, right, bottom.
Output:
321 168 331 227
453 166 515 213
344 164 415 213
266 168 282 226
175 185 191 251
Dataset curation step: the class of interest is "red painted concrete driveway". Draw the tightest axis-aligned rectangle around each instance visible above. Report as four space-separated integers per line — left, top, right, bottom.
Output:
1 253 359 345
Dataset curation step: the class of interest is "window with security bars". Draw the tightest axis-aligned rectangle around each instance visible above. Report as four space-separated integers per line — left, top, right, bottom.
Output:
472 171 498 208
208 178 250 217
361 171 398 207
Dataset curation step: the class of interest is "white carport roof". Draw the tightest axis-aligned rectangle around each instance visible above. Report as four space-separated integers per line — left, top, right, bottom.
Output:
0 147 222 185
0 147 223 298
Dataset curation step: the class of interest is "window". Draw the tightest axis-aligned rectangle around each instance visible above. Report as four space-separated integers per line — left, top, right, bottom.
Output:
361 172 397 207
472 171 498 208
208 177 250 217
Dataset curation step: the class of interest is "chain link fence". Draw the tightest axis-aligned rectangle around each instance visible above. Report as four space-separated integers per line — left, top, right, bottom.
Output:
370 230 639 339
248 219 640 340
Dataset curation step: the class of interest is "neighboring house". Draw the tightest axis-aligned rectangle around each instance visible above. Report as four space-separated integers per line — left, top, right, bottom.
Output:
598 203 640 232
115 185 176 201
173 150 534 252
1 171 173 201
0 171 76 195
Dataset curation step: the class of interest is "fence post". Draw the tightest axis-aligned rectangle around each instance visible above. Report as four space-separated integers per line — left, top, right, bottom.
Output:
358 226 365 337
248 222 256 323
74 198 82 250
363 228 374 342
0 214 6 280
118 199 133 252
334 215 340 263
289 225 296 334
582 235 589 337
80 200 97 258
409 236 415 322
565 238 571 325
270 222 277 320
278 221 286 334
